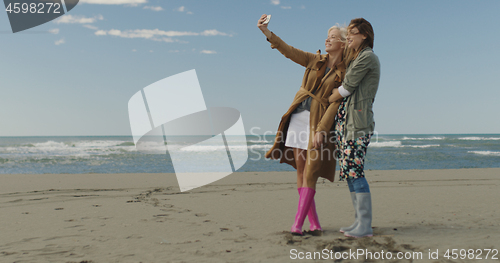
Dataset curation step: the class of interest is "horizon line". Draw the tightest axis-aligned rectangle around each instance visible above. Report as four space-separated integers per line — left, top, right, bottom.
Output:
1 133 500 138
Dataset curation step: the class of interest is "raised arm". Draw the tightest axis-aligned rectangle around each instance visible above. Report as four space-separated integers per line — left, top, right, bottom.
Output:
257 14 272 39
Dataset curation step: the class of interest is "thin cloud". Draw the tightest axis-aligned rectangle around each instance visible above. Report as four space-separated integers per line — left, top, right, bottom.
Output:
174 6 192 14
281 6 291 9
157 37 175 43
144 6 163 11
80 0 146 5
55 14 103 24
94 28 231 41
83 24 99 30
48 28 59 34
55 38 65 45
200 29 231 36
96 29 197 38
95 30 107 36
152 37 188 43
200 50 216 54
271 0 280 5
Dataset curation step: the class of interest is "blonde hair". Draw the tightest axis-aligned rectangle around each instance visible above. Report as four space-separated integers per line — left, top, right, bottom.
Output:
328 24 347 44
327 24 353 65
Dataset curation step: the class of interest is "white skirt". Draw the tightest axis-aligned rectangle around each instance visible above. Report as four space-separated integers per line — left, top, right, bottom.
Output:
285 110 310 150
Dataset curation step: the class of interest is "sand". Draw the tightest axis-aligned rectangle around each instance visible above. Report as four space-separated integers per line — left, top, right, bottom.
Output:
0 168 499 263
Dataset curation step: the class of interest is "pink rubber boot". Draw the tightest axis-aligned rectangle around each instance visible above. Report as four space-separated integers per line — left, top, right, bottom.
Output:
291 187 316 236
298 188 322 232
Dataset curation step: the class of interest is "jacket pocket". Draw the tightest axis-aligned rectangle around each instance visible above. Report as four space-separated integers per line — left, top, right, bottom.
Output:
352 109 373 130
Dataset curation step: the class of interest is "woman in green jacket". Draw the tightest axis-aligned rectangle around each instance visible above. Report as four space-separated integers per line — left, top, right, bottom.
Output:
327 18 381 238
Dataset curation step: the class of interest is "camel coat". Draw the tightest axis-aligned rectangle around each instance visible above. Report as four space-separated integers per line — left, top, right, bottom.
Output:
264 32 345 182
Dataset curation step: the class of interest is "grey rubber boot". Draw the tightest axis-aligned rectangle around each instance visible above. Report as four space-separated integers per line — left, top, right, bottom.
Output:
344 193 373 237
339 192 358 233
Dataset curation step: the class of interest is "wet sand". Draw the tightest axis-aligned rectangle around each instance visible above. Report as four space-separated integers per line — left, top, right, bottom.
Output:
0 168 499 262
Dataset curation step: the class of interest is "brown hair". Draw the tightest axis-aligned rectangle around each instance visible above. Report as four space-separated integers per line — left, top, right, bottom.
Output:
345 18 374 65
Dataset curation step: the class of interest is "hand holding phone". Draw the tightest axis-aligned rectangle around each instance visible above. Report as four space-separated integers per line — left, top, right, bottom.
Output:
258 14 272 39
263 14 271 25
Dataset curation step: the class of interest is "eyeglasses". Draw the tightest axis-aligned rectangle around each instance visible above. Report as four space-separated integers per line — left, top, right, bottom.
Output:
347 30 361 37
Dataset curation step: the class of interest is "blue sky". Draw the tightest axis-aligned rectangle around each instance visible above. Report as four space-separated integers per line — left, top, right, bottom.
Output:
1 0 499 136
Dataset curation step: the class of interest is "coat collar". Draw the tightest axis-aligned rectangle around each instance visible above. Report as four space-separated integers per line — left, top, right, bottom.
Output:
334 60 346 80
314 50 329 80
317 50 328 62
315 51 346 81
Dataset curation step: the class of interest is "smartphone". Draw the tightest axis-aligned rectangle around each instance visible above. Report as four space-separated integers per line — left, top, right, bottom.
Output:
263 15 271 25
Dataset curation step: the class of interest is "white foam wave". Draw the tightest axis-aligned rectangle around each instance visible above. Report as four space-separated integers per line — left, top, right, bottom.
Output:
137 141 165 147
369 141 402 148
174 143 274 152
32 141 69 148
458 137 500 141
468 151 500 156
249 145 272 149
1 140 137 156
248 140 272 144
179 145 255 152
370 141 440 148
404 144 440 148
73 140 129 147
402 136 445 140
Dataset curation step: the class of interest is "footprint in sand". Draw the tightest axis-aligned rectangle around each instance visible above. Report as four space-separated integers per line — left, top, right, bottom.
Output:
153 214 169 217
195 213 208 217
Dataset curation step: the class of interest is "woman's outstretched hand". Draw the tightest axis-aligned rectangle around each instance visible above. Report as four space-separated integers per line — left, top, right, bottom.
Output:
257 14 272 39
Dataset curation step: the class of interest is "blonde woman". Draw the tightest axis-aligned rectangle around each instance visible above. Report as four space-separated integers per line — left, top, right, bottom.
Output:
258 14 347 236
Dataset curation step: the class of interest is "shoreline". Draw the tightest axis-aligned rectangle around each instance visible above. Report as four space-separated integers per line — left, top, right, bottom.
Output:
1 167 500 193
1 168 499 262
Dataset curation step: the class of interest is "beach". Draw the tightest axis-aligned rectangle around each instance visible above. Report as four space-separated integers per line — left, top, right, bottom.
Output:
1 169 499 263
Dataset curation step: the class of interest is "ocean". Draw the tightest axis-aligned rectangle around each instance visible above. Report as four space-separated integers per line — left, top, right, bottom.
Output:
0 134 499 174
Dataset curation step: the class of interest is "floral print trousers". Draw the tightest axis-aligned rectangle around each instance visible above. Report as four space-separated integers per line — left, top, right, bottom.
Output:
335 98 372 181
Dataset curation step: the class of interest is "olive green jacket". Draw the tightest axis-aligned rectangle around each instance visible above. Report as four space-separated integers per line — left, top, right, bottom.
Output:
342 47 380 140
